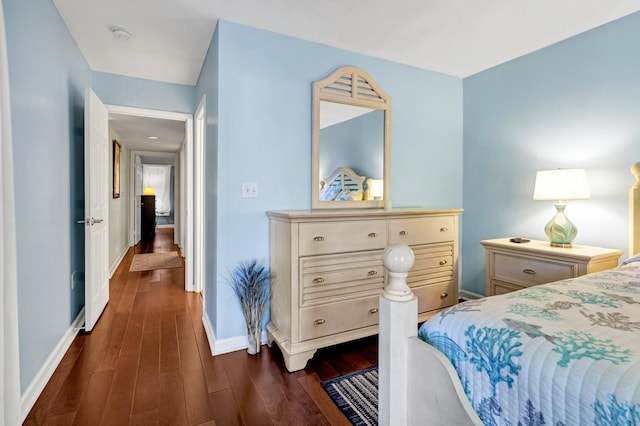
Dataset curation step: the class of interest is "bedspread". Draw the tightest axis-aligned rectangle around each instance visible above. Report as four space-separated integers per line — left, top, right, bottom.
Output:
418 261 640 425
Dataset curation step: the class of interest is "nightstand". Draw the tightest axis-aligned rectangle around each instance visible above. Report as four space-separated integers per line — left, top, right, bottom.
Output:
481 238 624 296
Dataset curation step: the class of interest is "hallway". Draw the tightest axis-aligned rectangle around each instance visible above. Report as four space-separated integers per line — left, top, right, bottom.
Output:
24 228 376 425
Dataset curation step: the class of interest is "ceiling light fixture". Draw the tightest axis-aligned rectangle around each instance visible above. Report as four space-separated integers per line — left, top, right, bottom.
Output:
146 136 158 140
111 27 132 42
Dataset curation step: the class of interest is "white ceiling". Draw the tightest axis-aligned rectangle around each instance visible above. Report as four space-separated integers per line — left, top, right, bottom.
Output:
52 0 640 152
109 113 185 153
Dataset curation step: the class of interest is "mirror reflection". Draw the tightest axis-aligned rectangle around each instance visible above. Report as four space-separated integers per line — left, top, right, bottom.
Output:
319 102 384 201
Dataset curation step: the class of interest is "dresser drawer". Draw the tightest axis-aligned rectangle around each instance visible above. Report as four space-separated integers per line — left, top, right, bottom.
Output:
299 296 380 341
490 252 577 287
299 220 387 256
300 252 384 306
407 243 454 287
388 216 455 245
413 280 457 313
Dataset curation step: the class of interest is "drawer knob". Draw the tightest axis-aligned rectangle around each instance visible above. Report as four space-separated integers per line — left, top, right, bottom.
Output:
369 308 379 314
439 259 448 266
313 236 325 242
314 319 325 325
368 270 378 276
399 230 408 236
440 227 448 232
313 277 325 284
440 292 448 298
523 268 536 275
368 232 377 238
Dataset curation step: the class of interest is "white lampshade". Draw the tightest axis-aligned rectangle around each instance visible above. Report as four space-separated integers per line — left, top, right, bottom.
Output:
533 169 591 201
369 179 384 200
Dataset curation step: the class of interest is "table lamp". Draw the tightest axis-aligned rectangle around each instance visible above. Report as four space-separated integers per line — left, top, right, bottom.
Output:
533 168 591 248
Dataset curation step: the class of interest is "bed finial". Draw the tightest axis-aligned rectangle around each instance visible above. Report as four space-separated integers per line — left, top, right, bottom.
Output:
382 244 415 301
632 162 640 189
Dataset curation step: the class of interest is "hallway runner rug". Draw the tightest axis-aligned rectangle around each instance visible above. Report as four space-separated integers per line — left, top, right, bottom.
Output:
321 366 378 426
130 251 182 272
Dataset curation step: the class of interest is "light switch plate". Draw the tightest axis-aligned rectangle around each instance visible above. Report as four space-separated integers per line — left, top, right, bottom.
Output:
243 182 259 198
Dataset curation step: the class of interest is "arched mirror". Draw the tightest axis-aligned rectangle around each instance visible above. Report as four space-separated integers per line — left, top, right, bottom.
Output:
312 66 391 209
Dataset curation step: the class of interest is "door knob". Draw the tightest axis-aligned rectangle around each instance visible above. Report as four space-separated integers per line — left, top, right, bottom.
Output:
77 217 104 226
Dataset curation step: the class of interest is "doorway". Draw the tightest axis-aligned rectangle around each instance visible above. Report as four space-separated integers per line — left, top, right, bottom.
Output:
106 105 202 293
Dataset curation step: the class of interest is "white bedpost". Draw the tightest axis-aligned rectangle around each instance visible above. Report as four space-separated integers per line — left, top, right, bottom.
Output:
379 244 417 426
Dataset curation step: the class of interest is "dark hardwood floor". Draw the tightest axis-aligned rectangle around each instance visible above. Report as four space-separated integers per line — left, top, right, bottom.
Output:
24 228 377 425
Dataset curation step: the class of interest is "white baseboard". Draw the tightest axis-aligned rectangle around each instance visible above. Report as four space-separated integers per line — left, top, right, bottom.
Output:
459 289 484 300
156 224 175 229
109 245 129 278
21 308 85 423
213 331 268 355
201 311 267 356
202 310 216 355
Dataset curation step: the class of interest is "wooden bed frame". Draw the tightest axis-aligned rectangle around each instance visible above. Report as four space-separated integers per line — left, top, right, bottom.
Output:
378 161 640 425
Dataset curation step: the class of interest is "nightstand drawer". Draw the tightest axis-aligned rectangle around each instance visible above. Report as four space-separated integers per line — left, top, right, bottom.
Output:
299 220 387 256
491 252 576 287
299 296 380 341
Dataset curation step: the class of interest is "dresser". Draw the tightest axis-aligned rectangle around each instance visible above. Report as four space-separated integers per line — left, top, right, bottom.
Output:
141 195 156 241
266 208 462 371
481 238 623 296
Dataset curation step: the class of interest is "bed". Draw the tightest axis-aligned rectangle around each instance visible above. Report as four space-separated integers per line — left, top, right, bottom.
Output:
378 161 640 425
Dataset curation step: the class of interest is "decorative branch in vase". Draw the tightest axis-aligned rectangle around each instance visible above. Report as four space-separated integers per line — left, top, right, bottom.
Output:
229 259 271 355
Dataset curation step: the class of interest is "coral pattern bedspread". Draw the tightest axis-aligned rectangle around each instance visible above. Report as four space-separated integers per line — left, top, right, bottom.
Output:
418 258 640 426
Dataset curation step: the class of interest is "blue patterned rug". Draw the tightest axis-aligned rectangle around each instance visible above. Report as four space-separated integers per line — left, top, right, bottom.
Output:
321 366 378 426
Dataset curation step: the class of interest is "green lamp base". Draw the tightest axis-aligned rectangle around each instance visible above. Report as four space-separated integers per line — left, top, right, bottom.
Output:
544 203 578 248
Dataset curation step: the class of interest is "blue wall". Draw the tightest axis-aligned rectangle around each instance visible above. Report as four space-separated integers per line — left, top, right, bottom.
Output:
208 21 463 340
4 0 91 391
93 71 196 113
462 12 640 295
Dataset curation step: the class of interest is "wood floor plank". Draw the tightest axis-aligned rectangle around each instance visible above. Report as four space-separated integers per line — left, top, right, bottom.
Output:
158 371 188 426
176 311 202 371
100 354 138 426
182 366 213 425
49 329 109 416
160 312 180 373
22 365 74 425
42 412 77 425
132 311 161 414
130 408 159 425
207 388 241 426
120 310 145 356
72 369 115 425
298 374 352 426
95 311 130 372
221 351 274 426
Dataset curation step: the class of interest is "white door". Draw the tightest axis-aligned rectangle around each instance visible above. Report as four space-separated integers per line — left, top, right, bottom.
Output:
83 87 110 331
134 154 142 244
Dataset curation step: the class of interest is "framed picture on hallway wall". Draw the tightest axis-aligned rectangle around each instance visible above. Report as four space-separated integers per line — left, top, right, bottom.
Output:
113 139 121 199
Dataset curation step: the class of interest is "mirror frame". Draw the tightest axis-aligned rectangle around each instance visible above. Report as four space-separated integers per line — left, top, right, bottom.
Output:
312 66 391 209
